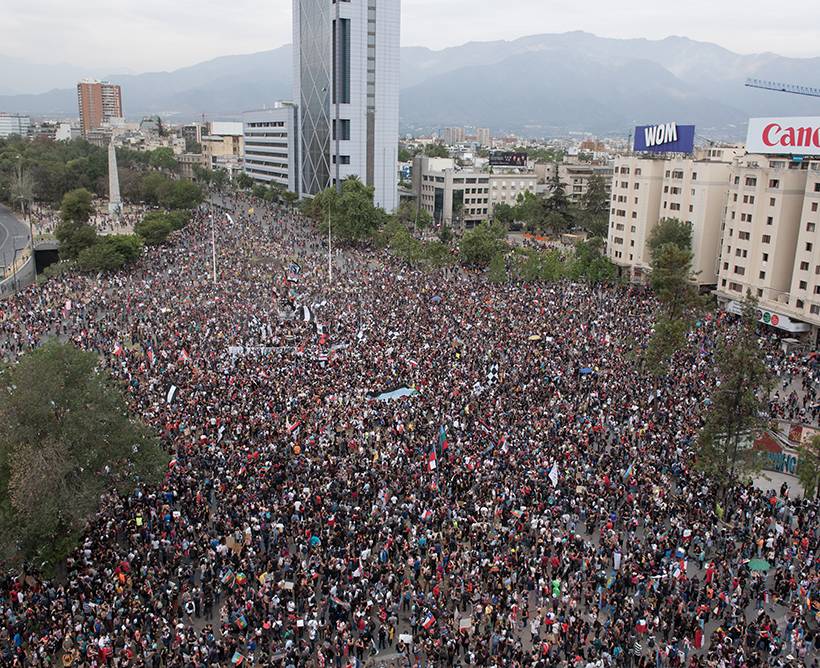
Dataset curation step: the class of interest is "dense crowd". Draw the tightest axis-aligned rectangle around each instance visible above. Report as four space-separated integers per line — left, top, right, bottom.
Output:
29 202 147 237
0 194 818 668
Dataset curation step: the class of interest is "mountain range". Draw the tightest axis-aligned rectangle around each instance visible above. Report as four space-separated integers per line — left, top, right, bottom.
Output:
1 32 819 138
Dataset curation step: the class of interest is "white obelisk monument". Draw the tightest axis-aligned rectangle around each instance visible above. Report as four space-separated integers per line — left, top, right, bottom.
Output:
108 139 122 217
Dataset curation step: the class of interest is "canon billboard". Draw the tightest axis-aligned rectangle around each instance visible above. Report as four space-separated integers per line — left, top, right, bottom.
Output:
746 117 820 155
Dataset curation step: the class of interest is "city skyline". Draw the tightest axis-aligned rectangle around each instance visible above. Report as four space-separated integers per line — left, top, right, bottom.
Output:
3 0 820 75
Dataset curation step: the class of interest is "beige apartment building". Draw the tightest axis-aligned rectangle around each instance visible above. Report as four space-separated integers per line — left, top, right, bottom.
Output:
559 161 613 203
488 173 538 214
607 147 743 285
412 156 490 228
715 157 820 338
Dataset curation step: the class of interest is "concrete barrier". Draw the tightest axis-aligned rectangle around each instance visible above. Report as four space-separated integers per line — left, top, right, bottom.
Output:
0 255 35 299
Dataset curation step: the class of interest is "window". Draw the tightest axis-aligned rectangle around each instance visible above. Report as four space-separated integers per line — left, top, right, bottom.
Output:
723 262 729 270
738 231 750 241
815 183 820 192
799 281 807 290
634 183 640 190
807 242 814 252
767 217 773 225
729 282 743 292
734 266 745 275
745 177 757 186
762 253 769 262
813 203 818 213
734 176 740 185
801 262 810 271
811 305 820 315
759 271 766 279
332 119 351 140
757 289 763 298
807 223 816 233
796 299 805 309
769 179 779 188
332 155 351 164
762 235 771 243
770 198 776 206
691 172 697 180
635 168 641 176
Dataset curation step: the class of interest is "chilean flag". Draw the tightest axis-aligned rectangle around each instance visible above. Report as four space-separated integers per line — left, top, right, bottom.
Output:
113 343 124 357
636 619 648 634
178 348 190 363
422 612 436 630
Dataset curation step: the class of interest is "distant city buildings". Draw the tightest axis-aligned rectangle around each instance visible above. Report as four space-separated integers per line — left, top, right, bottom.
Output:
412 156 490 228
0 113 31 139
476 128 491 147
201 121 244 177
293 0 400 211
442 127 465 146
242 103 299 193
77 80 123 137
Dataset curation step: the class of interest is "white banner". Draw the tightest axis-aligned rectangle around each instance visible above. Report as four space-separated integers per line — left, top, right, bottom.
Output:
745 117 820 155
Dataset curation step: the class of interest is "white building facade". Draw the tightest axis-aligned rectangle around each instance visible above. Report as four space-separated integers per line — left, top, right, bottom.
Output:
243 104 299 193
0 113 31 138
293 0 399 211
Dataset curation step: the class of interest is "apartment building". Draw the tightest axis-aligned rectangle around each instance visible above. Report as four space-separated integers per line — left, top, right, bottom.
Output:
202 122 244 175
608 147 743 285
442 127 465 146
0 113 31 138
476 128 491 147
77 80 123 136
715 156 820 337
558 161 613 203
412 156 489 228
488 173 538 213
242 103 298 194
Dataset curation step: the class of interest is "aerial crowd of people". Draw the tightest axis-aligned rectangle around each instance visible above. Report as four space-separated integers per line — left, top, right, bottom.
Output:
0 193 817 667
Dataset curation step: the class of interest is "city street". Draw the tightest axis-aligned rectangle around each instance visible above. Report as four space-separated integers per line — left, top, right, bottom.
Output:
0 202 30 276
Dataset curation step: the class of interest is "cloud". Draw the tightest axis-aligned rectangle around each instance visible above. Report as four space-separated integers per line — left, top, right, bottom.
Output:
4 0 820 73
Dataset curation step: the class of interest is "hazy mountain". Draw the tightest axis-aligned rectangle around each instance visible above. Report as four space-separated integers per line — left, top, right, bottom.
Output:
0 54 109 95
1 32 818 136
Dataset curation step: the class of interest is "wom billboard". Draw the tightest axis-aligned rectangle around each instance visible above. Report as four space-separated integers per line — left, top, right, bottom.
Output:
746 117 820 155
633 123 695 154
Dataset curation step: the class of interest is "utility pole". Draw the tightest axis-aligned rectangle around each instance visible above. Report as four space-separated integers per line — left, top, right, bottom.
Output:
210 200 217 283
328 205 332 283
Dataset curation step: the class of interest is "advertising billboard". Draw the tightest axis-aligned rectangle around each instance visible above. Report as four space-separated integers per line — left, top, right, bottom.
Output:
746 117 820 155
489 152 528 167
633 123 695 153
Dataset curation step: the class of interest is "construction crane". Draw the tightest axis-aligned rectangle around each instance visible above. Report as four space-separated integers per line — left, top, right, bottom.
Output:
745 78 820 99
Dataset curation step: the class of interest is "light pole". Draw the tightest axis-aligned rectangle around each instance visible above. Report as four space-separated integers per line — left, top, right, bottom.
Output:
14 155 36 279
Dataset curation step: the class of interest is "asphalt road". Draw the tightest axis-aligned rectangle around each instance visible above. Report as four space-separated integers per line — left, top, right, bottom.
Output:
0 203 31 272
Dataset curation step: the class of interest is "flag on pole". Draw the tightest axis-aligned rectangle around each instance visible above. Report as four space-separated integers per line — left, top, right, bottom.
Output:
623 461 634 481
437 425 448 454
302 305 314 322
226 213 235 225
427 446 437 472
231 651 245 665
421 612 436 630
166 385 178 404
548 463 559 488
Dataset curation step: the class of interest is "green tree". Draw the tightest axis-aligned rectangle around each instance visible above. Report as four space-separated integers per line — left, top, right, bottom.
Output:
398 146 414 163
60 187 94 223
192 165 212 185
424 143 449 158
650 242 698 319
493 202 515 227
797 435 820 499
459 222 507 267
568 238 617 284
313 178 387 243
546 170 571 215
647 217 693 256
101 234 143 264
141 172 171 206
0 341 167 565
696 294 772 493
160 181 203 210
76 241 125 272
488 252 507 283
149 147 178 171
235 172 254 190
514 191 545 232
581 174 609 215
210 168 229 192
55 222 97 260
135 216 174 246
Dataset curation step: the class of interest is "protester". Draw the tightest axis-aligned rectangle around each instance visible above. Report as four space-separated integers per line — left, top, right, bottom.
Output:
0 192 817 668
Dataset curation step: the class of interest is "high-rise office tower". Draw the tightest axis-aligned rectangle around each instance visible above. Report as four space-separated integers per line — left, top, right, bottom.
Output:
77 80 123 136
292 0 400 212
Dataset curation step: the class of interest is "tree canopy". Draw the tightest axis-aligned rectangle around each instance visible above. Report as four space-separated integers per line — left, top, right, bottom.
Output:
0 341 167 565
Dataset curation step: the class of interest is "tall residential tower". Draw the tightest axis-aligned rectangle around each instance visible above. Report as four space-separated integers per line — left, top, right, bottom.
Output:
77 80 123 137
292 0 400 211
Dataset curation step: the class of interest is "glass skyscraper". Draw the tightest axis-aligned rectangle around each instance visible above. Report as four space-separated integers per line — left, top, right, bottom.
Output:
293 0 400 212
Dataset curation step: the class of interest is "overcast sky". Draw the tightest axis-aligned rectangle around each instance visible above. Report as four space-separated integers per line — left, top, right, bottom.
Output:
6 0 820 73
